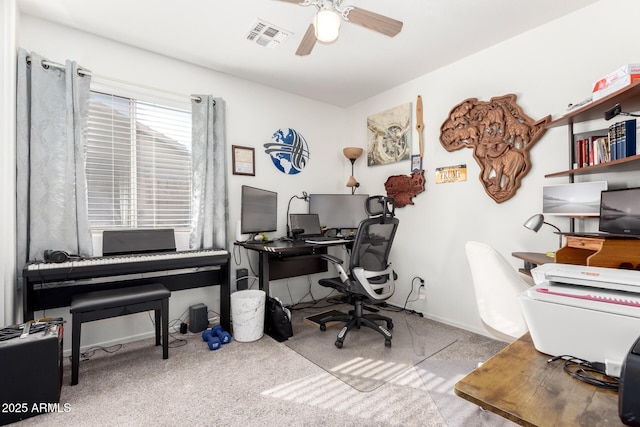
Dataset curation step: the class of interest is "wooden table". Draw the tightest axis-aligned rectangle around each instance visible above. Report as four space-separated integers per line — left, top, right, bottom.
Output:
454 333 623 426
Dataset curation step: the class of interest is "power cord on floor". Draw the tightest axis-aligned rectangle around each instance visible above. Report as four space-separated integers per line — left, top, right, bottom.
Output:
401 276 425 316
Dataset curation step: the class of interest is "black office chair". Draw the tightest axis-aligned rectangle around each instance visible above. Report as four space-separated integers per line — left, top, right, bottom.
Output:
317 195 399 348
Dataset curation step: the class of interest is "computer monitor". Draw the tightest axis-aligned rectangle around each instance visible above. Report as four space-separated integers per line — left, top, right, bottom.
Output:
309 194 369 230
599 187 640 236
240 185 277 235
542 181 607 217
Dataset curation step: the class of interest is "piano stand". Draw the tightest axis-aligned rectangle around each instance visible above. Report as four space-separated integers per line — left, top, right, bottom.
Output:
69 284 170 386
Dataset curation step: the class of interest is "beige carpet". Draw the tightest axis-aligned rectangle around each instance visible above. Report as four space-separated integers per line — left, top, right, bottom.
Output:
285 304 458 392
14 309 511 427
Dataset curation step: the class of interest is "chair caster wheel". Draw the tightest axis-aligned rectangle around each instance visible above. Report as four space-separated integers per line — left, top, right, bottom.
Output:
319 324 326 332
335 340 343 349
385 339 392 348
387 321 394 330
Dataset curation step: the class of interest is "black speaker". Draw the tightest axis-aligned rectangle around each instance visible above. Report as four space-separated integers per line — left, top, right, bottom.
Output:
188 303 208 333
620 336 640 426
0 325 63 425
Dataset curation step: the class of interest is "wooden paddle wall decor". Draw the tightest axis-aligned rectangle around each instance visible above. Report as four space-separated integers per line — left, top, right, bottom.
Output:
439 94 550 203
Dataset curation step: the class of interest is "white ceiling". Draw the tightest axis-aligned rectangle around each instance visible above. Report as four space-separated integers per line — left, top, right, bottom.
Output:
17 0 599 107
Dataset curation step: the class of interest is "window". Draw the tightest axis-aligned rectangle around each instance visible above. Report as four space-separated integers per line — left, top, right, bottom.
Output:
86 91 192 231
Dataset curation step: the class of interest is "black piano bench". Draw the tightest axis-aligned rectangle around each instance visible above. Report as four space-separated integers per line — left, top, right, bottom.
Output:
69 283 171 386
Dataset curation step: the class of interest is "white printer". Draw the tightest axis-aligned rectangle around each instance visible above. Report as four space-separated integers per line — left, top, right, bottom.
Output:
519 263 640 377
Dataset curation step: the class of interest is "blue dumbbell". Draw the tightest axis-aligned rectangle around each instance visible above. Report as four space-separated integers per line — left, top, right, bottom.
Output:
207 335 221 350
201 329 221 350
211 325 232 344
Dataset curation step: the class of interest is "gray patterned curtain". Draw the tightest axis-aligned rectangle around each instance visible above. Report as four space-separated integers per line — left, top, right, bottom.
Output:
190 96 228 249
16 49 93 286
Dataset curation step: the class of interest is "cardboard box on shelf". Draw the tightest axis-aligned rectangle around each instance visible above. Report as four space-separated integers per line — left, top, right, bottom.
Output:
592 63 640 101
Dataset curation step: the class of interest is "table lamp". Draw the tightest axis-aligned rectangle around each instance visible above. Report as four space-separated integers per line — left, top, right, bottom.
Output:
523 213 563 248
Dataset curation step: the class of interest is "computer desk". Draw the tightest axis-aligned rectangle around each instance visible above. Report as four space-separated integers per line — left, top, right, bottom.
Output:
512 251 554 276
235 239 349 296
455 332 623 426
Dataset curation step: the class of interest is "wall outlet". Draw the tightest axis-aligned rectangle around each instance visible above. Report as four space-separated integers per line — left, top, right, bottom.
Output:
418 285 426 300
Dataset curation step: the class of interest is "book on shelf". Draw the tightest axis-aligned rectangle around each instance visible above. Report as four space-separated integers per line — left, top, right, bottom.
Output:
608 119 637 160
573 120 637 169
575 134 607 167
620 119 636 158
593 136 610 164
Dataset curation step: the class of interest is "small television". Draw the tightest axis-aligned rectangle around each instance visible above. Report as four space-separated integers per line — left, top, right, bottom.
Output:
542 181 607 216
599 187 640 236
309 194 369 230
240 185 277 235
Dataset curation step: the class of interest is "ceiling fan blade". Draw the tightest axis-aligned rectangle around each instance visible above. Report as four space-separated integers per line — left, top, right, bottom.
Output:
346 7 403 37
295 24 317 56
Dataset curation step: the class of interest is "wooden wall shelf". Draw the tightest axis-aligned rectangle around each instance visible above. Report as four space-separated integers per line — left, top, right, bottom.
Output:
544 76 640 234
548 80 640 128
545 154 640 177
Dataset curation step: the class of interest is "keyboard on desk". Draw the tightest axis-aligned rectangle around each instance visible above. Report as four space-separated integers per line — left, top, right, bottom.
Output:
304 237 350 244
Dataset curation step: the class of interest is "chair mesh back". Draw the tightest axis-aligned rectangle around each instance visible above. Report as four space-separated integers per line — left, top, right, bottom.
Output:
350 218 399 275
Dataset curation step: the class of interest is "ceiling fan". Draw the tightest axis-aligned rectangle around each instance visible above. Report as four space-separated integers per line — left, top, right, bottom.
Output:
276 0 403 56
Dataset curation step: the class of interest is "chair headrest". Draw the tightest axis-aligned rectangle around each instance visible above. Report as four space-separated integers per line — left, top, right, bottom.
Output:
366 196 396 221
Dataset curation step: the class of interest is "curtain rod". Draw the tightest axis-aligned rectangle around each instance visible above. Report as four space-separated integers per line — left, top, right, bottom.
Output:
26 56 203 103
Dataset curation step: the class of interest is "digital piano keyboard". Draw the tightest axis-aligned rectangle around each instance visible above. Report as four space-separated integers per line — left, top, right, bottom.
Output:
25 249 228 277
22 248 231 330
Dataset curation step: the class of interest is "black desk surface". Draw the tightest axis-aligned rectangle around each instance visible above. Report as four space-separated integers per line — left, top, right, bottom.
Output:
236 239 349 254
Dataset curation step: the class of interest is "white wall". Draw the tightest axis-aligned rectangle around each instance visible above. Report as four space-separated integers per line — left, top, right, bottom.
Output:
346 0 640 333
7 0 640 348
15 15 349 352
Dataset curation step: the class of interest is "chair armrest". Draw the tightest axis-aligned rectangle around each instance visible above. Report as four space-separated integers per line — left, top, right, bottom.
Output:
320 254 343 265
321 254 348 282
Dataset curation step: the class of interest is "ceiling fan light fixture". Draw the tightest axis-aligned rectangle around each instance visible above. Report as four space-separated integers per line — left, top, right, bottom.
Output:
314 9 341 43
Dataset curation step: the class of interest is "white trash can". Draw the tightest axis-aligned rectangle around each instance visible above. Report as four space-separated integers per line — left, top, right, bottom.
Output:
231 290 266 342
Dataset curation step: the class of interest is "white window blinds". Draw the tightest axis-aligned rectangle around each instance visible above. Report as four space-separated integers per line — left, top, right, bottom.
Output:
86 92 192 230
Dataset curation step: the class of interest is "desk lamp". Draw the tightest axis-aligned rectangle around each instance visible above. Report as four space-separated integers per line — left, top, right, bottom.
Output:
523 213 563 248
343 147 363 195
286 191 309 238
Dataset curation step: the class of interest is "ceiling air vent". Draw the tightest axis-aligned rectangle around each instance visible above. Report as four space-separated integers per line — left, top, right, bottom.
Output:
246 19 291 48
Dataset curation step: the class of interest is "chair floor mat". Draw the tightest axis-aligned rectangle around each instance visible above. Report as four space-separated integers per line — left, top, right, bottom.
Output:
417 359 516 426
285 304 458 392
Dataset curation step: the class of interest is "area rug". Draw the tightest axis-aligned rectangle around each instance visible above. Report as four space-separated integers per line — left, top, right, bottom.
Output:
285 304 458 392
417 359 516 426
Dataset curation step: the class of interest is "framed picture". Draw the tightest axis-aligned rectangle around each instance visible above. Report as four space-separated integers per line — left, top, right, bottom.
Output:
366 102 411 166
232 145 255 176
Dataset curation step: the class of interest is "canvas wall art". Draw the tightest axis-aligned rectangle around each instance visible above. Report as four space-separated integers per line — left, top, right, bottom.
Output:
367 103 411 166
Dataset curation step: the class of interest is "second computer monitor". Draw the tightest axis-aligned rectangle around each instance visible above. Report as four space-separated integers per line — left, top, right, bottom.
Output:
309 194 369 230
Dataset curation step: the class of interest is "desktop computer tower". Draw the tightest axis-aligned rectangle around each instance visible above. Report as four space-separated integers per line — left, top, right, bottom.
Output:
0 324 63 425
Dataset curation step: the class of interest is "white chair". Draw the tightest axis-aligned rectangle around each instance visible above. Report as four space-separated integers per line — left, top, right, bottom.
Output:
464 241 532 342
